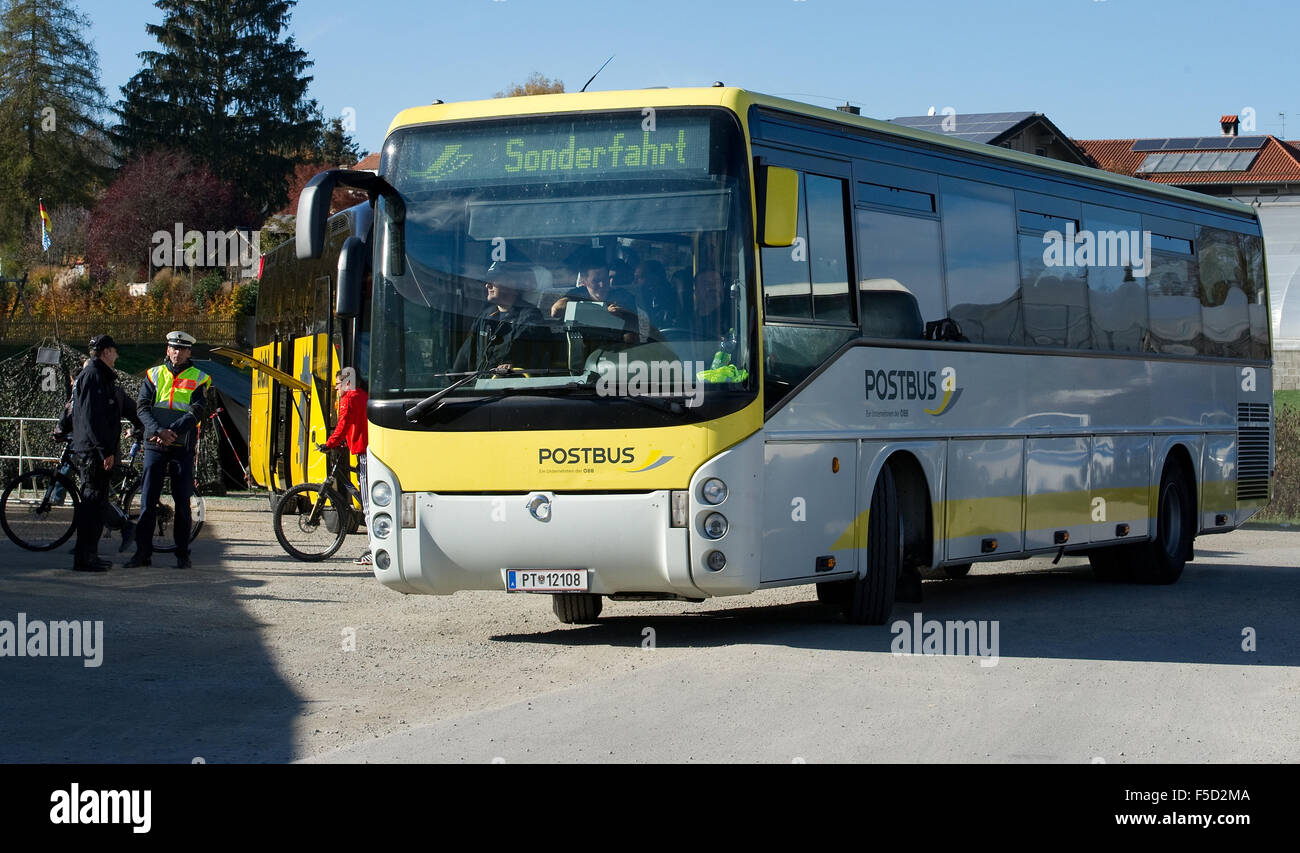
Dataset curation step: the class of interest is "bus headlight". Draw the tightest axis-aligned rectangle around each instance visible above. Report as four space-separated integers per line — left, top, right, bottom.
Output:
375 550 390 570
371 481 392 507
703 512 728 539
372 513 393 538
701 478 728 505
705 550 727 571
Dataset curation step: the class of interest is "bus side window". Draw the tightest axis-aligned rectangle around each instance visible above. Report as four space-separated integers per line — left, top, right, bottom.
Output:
855 208 943 339
761 178 811 320
1196 225 1252 358
940 178 1021 346
761 171 853 324
1241 233 1270 359
1083 204 1147 353
1146 231 1201 356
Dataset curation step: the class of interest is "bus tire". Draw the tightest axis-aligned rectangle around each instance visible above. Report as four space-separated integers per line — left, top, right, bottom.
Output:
552 593 603 624
1088 547 1136 582
1134 464 1193 585
944 563 972 579
847 466 901 625
815 579 851 606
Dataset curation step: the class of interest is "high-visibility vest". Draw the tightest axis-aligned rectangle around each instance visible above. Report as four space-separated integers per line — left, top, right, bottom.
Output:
147 364 211 412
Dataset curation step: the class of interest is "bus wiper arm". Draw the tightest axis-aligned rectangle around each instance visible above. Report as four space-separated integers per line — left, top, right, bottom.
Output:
570 372 690 415
405 367 514 421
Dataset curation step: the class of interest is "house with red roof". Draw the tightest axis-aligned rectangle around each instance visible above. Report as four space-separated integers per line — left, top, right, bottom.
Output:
1078 115 1300 388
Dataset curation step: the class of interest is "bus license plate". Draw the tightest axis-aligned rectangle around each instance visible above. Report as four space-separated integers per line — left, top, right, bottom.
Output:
506 570 589 592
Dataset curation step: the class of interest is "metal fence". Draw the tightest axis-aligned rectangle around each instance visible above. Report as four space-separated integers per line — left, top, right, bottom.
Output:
0 416 60 476
0 318 239 346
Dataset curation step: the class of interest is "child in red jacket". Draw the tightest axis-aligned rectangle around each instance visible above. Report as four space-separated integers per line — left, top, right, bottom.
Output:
319 367 370 564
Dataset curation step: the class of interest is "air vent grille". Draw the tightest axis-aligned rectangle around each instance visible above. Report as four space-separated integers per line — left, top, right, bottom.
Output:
1237 403 1271 501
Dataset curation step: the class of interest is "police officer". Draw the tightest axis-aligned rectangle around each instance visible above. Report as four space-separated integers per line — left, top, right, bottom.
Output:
125 330 211 568
69 335 122 572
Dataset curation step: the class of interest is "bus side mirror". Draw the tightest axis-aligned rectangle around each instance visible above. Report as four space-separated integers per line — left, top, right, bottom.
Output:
759 166 798 248
296 171 339 260
297 168 398 260
336 236 365 319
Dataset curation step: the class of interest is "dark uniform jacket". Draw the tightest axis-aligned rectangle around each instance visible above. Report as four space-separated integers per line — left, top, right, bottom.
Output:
71 358 121 463
137 359 208 454
452 302 544 373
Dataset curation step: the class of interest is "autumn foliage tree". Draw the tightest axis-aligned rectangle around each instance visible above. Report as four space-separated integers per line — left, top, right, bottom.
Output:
495 72 565 98
86 150 252 283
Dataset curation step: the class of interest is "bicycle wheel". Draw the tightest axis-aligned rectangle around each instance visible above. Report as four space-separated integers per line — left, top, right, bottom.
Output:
124 475 205 553
272 483 349 561
1 468 80 551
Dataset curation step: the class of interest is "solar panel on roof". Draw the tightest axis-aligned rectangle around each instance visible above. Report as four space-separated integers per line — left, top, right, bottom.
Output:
1195 137 1233 150
1168 137 1199 149
1209 150 1237 170
1137 153 1164 172
1229 135 1268 149
1132 139 1165 152
1229 151 1258 169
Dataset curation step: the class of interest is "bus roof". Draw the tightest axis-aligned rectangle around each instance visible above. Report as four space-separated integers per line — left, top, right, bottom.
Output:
387 87 1257 221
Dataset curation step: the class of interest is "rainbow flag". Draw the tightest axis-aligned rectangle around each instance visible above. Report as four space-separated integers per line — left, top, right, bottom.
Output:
39 200 52 251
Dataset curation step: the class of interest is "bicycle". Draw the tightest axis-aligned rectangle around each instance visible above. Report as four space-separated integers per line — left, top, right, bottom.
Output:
271 450 364 561
0 437 204 553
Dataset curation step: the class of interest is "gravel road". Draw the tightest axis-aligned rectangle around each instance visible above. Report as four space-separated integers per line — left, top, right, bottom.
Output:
1 501 1297 763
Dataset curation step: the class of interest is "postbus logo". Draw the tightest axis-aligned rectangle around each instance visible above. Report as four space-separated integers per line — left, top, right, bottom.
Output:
863 366 962 417
925 366 962 417
625 450 674 473
535 447 674 472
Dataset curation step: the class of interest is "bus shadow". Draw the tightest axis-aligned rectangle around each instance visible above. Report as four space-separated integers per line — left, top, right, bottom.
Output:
493 559 1300 667
0 532 303 763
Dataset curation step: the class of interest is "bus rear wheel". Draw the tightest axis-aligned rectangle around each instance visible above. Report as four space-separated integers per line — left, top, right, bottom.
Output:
552 593 603 624
846 466 902 625
1134 464 1193 585
1088 547 1136 582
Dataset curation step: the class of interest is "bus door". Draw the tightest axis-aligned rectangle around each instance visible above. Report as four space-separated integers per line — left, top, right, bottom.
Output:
754 148 861 583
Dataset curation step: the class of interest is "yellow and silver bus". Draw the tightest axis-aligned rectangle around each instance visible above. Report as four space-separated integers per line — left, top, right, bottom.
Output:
296 87 1273 624
241 204 371 496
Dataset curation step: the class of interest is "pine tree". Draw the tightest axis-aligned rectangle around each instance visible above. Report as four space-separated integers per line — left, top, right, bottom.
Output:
116 0 321 217
316 115 362 167
0 0 112 264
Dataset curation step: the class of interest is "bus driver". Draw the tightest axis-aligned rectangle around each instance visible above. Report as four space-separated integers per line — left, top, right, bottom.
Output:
452 261 544 373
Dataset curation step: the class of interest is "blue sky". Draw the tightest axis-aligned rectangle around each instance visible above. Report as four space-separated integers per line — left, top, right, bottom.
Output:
83 0 1300 153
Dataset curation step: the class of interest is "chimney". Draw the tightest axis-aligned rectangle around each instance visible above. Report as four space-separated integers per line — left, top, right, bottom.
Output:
1220 114 1240 137
836 103 861 115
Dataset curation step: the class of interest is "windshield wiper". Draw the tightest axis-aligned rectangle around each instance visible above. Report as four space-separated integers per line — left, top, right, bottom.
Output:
405 367 514 421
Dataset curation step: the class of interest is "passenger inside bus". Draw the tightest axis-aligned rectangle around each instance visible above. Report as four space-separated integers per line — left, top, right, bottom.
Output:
547 251 639 332
634 259 683 329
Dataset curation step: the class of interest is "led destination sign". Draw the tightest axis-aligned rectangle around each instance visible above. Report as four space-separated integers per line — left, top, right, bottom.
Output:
397 116 713 188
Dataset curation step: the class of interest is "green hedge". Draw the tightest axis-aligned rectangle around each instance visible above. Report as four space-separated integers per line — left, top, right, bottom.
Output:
1258 401 1300 522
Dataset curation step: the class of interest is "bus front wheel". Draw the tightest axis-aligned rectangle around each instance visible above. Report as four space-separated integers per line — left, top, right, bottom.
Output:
552 593 603 624
847 466 902 625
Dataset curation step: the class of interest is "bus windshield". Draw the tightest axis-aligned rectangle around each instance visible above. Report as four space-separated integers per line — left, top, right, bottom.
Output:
371 108 755 425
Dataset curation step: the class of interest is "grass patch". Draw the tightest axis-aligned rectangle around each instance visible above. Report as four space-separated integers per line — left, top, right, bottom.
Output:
1276 390 1300 412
